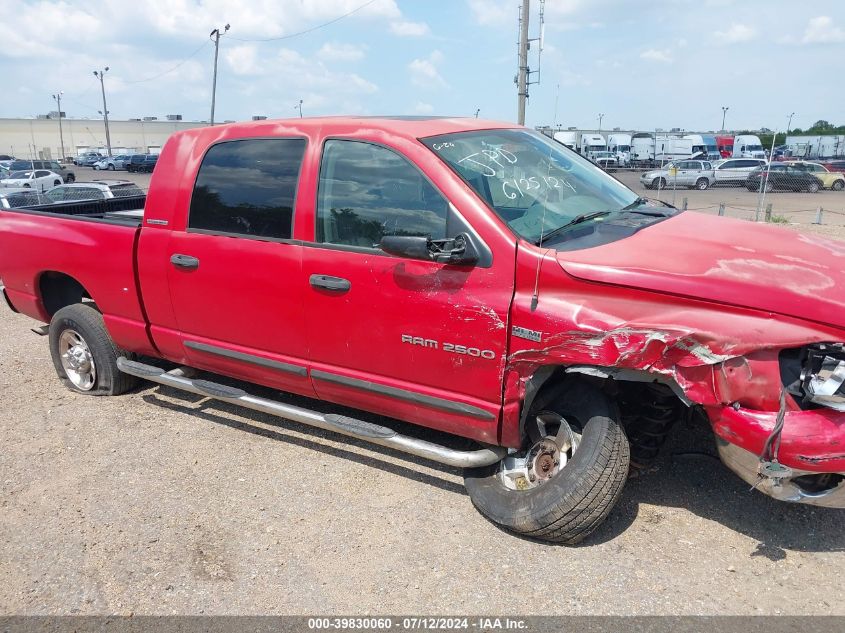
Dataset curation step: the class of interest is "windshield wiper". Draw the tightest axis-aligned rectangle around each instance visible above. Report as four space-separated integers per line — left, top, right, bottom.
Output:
534 210 612 245
619 197 677 216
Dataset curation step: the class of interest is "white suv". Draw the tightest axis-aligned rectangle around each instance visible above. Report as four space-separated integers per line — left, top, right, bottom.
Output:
712 158 767 186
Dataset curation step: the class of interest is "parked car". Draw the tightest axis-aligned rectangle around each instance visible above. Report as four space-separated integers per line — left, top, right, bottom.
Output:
2 117 845 545
75 152 104 167
711 158 767 186
8 159 75 183
0 154 14 161
45 181 145 202
823 160 845 174
137 154 159 173
590 151 618 172
788 161 845 191
745 164 823 192
640 159 715 190
0 169 63 191
94 155 131 171
0 188 48 209
125 154 148 173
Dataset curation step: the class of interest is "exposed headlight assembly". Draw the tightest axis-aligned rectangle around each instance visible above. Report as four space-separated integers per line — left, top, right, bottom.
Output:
799 344 845 411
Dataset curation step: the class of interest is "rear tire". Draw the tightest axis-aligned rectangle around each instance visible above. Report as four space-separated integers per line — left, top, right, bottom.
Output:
66 174 75 183
108 164 115 171
48 303 137 396
464 379 630 544
833 180 844 191
807 181 820 193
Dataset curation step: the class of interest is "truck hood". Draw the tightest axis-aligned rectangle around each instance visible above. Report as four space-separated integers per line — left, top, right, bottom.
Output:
556 213 845 328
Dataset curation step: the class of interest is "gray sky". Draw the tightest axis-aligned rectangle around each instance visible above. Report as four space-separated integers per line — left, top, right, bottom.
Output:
1 0 843 132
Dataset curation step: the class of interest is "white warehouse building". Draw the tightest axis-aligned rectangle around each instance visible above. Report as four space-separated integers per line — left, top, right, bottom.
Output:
0 117 211 160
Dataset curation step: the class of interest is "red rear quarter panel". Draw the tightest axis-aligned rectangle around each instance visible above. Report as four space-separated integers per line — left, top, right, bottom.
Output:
0 211 154 353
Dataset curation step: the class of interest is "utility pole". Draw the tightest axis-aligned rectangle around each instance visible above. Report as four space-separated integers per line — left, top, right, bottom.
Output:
52 91 65 161
598 113 604 133
296 100 303 118
721 106 729 132
516 0 530 125
210 23 230 126
93 68 112 157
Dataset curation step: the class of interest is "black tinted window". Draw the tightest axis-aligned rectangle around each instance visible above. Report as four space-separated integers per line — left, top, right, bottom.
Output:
189 138 306 240
317 140 448 247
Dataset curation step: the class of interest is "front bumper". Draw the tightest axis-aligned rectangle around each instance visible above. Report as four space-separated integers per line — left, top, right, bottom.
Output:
709 405 845 507
717 440 845 507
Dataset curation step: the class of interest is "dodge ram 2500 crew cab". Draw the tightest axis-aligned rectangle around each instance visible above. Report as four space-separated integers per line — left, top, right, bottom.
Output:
1 116 844 544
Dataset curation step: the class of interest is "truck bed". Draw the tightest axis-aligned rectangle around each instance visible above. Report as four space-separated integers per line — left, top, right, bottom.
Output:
0 194 151 353
14 194 146 227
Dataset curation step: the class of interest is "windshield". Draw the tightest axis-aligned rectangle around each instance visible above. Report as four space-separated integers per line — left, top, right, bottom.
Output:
8 171 31 179
421 129 638 244
747 144 763 151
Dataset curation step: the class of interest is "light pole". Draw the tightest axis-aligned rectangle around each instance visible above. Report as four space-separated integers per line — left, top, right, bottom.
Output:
721 106 729 132
52 91 65 161
787 112 795 133
93 68 112 156
209 23 230 125
295 100 303 118
598 113 604 132
475 108 480 118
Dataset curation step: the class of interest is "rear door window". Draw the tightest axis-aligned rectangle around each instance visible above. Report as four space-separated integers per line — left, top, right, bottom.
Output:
316 140 448 248
189 138 307 240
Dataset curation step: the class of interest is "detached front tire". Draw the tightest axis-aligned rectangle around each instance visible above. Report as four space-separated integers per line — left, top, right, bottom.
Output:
464 379 630 544
49 303 137 396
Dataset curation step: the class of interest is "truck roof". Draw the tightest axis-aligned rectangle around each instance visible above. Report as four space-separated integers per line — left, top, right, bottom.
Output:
169 116 518 144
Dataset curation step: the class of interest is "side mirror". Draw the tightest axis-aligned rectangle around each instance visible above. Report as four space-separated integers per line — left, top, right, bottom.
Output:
380 232 478 266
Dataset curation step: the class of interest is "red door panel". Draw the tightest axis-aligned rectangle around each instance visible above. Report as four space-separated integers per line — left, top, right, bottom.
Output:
166 231 314 396
302 248 510 444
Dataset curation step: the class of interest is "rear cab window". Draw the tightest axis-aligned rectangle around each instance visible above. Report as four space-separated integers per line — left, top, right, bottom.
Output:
188 138 307 240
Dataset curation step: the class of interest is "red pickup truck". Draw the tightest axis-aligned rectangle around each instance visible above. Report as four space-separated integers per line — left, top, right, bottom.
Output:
2 117 844 543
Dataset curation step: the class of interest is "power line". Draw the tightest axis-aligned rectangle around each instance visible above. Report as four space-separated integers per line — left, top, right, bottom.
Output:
227 0 376 42
122 40 211 84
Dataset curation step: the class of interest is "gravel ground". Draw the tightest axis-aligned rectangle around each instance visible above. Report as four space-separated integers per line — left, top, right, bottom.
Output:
1 170 844 616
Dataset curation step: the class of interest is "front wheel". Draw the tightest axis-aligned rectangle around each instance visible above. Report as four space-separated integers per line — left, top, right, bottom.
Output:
652 177 667 190
807 181 820 193
464 379 630 544
695 178 709 190
108 164 115 171
66 174 75 183
49 303 137 396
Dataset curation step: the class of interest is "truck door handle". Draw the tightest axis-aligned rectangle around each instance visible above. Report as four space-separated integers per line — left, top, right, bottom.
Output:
170 254 200 270
309 274 351 292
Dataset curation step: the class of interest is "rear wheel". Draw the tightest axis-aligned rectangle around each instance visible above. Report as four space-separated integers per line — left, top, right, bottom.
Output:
464 379 630 544
66 174 75 183
53 180 61 186
108 164 115 171
695 177 709 190
48 303 137 396
833 180 845 191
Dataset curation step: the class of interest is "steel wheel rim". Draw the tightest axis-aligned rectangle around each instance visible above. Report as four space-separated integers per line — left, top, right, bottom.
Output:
499 412 582 492
59 329 96 391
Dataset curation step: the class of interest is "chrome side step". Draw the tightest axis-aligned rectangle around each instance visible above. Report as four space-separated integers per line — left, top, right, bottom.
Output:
116 357 507 469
